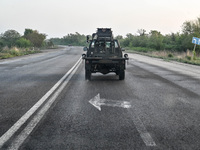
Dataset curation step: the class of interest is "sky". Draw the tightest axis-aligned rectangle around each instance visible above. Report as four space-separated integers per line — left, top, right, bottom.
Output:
0 0 200 38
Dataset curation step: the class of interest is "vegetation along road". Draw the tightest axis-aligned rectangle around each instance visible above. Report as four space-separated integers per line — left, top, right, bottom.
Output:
1 46 200 149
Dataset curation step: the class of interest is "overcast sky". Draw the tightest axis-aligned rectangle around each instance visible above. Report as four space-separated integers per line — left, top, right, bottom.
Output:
0 0 200 38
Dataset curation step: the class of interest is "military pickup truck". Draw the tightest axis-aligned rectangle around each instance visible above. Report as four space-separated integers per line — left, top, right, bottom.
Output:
82 28 128 80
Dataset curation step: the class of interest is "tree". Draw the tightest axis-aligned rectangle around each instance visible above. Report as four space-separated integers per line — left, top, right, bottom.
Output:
52 32 87 46
2 30 21 48
148 30 164 50
50 38 62 45
115 35 123 40
182 18 200 36
16 38 31 48
182 21 193 35
0 39 4 51
137 29 146 36
122 33 134 47
181 18 200 52
24 30 46 47
45 40 54 48
115 35 124 47
24 29 33 37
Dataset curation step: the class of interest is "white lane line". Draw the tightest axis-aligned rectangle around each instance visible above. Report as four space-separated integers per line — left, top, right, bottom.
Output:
0 57 82 149
8 57 82 150
128 109 156 147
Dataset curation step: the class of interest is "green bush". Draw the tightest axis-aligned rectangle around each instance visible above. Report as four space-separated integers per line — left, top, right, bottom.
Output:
0 53 13 59
9 49 22 56
16 38 31 48
128 47 156 53
168 53 174 58
193 50 197 60
185 56 191 60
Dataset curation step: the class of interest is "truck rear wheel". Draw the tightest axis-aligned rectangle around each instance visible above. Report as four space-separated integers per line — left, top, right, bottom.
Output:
119 70 125 80
85 70 91 80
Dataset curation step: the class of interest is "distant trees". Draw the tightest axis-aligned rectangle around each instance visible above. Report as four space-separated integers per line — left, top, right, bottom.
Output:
24 29 46 47
16 38 31 48
148 30 164 50
0 38 4 51
119 17 200 53
50 32 87 46
182 18 200 36
1 30 21 48
0 29 46 51
1 16 200 53
180 17 200 52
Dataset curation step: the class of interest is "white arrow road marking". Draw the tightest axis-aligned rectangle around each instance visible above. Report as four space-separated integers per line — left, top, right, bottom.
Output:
89 93 131 111
89 94 156 147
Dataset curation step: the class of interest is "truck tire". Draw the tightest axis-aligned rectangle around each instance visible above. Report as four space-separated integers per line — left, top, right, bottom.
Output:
119 70 125 80
85 70 91 80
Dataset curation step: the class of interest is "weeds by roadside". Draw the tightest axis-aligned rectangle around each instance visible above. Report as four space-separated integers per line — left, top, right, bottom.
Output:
0 47 41 59
126 48 200 66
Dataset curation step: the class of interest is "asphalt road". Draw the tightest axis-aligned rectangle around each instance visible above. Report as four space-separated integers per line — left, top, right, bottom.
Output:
1 47 200 150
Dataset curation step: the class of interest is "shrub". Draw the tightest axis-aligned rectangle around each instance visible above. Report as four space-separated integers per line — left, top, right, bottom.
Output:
193 50 197 60
9 49 22 56
168 53 174 58
185 56 191 60
16 38 31 48
0 53 13 59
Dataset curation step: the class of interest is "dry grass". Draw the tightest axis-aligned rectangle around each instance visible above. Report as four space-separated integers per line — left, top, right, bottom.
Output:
0 47 41 59
129 49 200 65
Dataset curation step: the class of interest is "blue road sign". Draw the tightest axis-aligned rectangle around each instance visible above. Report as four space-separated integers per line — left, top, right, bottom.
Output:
192 37 200 45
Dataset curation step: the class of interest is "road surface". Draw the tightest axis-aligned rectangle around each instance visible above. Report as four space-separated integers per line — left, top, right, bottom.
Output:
1 46 200 150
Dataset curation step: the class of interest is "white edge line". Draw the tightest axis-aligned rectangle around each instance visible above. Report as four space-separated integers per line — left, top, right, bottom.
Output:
8 57 82 150
0 57 82 148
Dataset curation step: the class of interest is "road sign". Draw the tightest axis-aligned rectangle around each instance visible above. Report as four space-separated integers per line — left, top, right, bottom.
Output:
192 37 200 45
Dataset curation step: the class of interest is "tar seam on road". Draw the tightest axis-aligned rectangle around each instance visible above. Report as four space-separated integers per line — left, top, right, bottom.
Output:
0 57 82 149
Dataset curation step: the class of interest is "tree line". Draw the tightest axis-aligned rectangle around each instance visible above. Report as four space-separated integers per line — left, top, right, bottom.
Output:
0 29 53 51
51 17 200 53
50 32 87 46
53 17 200 53
116 17 200 53
1 16 199 53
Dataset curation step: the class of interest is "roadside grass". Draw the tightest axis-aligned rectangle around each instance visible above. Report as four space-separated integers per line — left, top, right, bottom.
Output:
0 47 41 59
126 47 200 66
126 47 156 53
